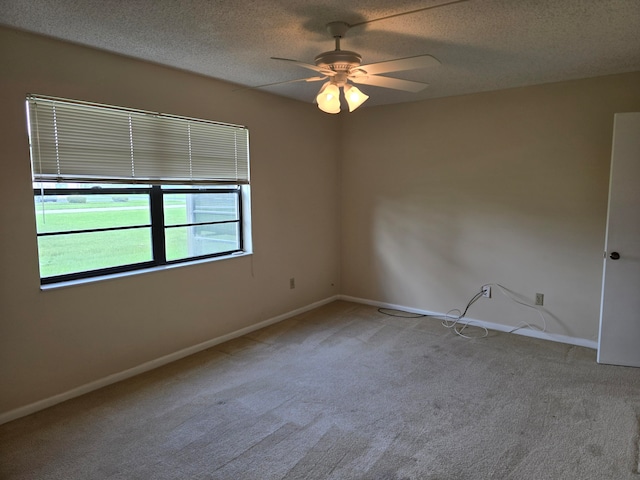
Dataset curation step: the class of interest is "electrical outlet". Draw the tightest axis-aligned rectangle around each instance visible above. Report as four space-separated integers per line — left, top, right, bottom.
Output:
289 277 295 289
482 286 491 298
535 293 544 306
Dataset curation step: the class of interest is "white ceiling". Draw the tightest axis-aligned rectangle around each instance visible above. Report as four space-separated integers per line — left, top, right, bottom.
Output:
1 0 639 108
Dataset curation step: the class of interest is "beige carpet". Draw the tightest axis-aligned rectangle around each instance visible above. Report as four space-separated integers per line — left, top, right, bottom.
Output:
1 300 640 479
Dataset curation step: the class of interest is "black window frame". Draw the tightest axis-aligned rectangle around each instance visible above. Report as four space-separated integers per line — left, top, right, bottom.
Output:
34 184 243 285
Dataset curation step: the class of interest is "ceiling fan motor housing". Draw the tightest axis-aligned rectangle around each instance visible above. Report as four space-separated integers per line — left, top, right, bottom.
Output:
314 50 362 72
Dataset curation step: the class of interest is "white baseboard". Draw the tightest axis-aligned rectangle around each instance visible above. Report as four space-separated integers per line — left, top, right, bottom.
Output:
339 295 598 350
0 295 339 426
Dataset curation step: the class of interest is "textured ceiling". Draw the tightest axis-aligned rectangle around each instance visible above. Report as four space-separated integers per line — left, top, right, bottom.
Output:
1 0 639 108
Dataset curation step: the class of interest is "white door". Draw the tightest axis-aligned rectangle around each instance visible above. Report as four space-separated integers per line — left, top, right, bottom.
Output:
598 112 640 367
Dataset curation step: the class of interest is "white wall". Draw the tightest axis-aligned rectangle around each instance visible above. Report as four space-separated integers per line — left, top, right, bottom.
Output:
341 72 640 341
0 27 341 415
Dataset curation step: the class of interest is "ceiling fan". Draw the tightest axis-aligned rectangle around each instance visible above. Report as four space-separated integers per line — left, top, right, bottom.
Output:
268 21 441 114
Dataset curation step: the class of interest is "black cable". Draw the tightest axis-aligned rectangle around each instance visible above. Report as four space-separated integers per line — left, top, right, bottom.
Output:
379 284 547 340
377 308 426 318
459 290 484 318
438 289 489 339
377 289 488 339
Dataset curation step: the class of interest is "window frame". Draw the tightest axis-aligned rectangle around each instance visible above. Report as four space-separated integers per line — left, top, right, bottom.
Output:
34 184 244 285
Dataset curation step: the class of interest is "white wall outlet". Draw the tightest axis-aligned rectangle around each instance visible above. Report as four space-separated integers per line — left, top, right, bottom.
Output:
535 293 544 305
482 286 491 298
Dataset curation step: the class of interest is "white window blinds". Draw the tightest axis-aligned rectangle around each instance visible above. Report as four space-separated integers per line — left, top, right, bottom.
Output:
27 95 250 185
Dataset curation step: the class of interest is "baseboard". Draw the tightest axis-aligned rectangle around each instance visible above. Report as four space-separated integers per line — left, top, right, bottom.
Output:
0 295 339 426
339 295 598 350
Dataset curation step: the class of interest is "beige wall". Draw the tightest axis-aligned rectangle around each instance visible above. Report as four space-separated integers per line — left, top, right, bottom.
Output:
341 72 640 341
0 27 341 414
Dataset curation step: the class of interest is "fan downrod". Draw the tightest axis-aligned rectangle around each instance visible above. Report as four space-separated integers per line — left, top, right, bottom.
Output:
314 21 362 71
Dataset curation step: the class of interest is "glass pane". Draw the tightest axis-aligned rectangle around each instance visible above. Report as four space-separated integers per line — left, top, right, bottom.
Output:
37 228 152 278
165 223 240 261
35 193 150 234
164 192 239 226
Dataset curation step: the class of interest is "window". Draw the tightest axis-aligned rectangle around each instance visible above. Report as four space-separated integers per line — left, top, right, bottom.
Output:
27 96 251 285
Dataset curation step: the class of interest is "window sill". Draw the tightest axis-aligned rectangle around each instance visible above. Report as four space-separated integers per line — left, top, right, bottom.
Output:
39 251 252 291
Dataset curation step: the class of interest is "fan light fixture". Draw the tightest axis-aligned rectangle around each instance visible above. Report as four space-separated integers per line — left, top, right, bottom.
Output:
265 21 439 114
343 84 369 112
316 82 341 114
316 81 368 114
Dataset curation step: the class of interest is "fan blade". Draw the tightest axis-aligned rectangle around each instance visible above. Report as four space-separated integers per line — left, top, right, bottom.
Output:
237 76 326 91
357 54 440 76
257 76 326 88
350 75 429 93
271 57 335 75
